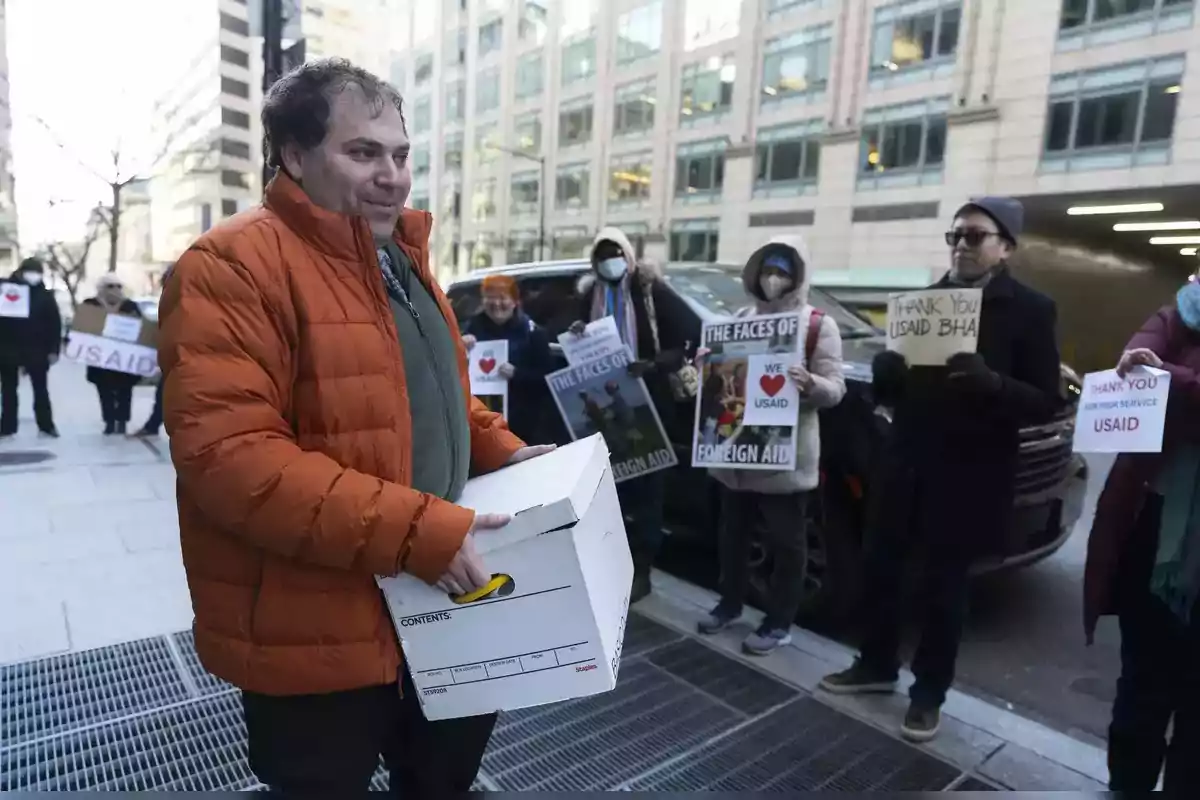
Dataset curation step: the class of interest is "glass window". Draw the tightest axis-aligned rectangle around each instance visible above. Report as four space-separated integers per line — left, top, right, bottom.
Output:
515 111 543 151
446 28 466 66
446 81 465 121
669 221 720 262
479 18 503 56
562 37 597 85
609 152 652 204
511 171 540 214
683 0 742 52
755 134 821 188
221 199 238 217
414 53 434 85
222 107 250 129
220 12 249 36
411 193 431 211
613 80 656 136
552 227 591 259
1045 75 1180 155
472 179 498 221
221 77 250 99
767 0 826 17
221 170 249 189
675 142 726 197
561 0 598 37
220 138 251 159
520 0 549 44
412 146 431 176
221 45 250 68
555 163 590 209
870 2 961 73
762 26 832 102
475 124 499 164
617 1 663 65
412 96 432 133
861 114 947 173
476 68 501 113
516 51 543 99
472 234 499 269
1063 0 1189 30
680 55 736 119
507 231 540 264
445 132 464 170
442 184 462 219
558 102 594 147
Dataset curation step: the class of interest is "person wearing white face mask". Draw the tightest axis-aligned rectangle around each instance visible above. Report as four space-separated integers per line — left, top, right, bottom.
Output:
694 237 846 656
0 257 63 438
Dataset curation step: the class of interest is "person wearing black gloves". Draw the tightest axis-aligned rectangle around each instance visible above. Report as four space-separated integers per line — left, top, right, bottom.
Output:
819 197 1062 743
570 227 694 603
0 257 62 438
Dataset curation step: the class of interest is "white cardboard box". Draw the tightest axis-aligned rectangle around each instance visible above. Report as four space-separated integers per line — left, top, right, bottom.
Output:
377 434 633 720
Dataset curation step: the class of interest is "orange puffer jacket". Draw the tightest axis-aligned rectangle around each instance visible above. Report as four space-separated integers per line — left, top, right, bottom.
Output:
157 174 523 696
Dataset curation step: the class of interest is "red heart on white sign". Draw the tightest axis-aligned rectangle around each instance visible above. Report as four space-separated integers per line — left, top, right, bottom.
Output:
2 292 18 303
759 374 786 397
479 358 496 374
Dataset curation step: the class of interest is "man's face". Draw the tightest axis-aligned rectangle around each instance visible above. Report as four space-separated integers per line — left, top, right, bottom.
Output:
949 210 1011 279
283 86 411 240
481 289 515 324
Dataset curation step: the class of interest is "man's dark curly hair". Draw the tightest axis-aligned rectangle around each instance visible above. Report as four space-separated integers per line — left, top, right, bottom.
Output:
262 57 406 171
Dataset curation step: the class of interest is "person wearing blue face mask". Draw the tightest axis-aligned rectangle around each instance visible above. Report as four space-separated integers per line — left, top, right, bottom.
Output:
569 227 694 602
0 257 62 438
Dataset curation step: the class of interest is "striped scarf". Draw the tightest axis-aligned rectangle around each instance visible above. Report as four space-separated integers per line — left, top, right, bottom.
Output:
590 275 639 355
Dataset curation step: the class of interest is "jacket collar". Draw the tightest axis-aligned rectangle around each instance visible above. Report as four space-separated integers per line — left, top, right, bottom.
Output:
263 171 433 266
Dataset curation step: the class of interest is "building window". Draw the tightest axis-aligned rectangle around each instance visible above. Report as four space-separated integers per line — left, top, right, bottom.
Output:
1061 0 1194 42
220 44 250 68
680 56 735 120
755 121 822 196
220 138 251 159
870 1 961 76
516 51 544 98
520 0 549 44
561 37 597 85
515 111 543 151
412 96 432 133
414 53 434 85
413 147 431 177
558 100 594 147
1043 55 1182 171
552 227 591 258
555 162 590 210
674 139 726 201
219 12 249 36
472 234 499 269
221 199 239 217
390 58 406 91
763 25 832 103
508 231 539 263
476 68 501 113
858 97 949 189
221 77 250 99
475 124 499 164
561 0 598 37
472 179 498 221
768 0 828 18
609 152 652 205
447 27 467 66
617 1 663 65
445 132 464 170
446 81 465 121
222 107 250 129
411 193 431 211
613 79 656 136
683 0 741 51
511 171 540 214
220 170 249 189
442 184 462 220
479 18 503 56
201 203 213 233
669 219 720 262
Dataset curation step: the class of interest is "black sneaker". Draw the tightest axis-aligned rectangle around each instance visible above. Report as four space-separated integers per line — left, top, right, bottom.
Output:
901 703 941 743
115 421 127 435
818 659 898 695
103 421 116 435
697 601 741 635
39 427 60 439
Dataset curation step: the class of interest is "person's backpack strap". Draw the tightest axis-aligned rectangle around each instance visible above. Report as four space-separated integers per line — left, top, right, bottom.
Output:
805 308 826 366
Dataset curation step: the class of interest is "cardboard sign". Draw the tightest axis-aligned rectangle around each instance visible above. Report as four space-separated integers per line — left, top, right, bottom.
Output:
0 282 30 319
545 347 677 483
558 317 624 366
377 435 632 720
886 288 982 367
691 312 803 471
62 303 158 377
1073 367 1170 454
469 339 509 420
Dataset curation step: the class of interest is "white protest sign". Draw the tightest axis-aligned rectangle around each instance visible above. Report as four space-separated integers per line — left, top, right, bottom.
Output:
742 354 800 427
1073 367 1170 454
558 317 624 366
0 282 30 319
469 340 509 397
886 288 981 367
102 313 144 342
63 331 159 377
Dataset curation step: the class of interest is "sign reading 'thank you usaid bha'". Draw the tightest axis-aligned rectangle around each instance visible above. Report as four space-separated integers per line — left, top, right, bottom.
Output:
886 288 982 367
62 303 158 377
1073 367 1170 454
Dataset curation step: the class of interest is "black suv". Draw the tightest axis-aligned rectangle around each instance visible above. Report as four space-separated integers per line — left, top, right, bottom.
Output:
448 260 1089 628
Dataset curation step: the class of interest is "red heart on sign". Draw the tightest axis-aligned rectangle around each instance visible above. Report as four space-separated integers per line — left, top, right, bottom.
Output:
759 374 786 397
3 292 18 303
479 358 496 374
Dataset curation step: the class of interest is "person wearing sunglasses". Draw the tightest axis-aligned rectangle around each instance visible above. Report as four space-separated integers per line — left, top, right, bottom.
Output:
820 196 1063 744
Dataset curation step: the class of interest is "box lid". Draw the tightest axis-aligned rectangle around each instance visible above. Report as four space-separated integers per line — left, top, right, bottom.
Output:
458 434 610 555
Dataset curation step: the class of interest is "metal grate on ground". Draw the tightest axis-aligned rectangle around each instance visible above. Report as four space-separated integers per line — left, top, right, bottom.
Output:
171 631 233 697
953 775 1001 791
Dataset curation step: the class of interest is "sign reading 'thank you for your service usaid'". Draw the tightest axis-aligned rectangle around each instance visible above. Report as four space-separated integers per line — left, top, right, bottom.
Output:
886 288 982 367
1073 367 1171 454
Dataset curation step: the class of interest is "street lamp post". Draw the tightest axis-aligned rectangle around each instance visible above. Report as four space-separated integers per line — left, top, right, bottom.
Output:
487 145 546 262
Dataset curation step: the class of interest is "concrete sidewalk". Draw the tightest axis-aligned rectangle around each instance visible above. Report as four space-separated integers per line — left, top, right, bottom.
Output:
0 361 1109 790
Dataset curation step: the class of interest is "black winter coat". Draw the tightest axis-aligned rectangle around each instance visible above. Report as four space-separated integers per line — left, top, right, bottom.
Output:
0 272 63 368
868 267 1062 558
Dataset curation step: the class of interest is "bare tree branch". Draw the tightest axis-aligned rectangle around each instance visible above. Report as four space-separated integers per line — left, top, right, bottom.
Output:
41 206 107 311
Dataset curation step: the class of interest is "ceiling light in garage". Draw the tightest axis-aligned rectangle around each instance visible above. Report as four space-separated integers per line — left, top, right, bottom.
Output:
1114 220 1200 231
1068 202 1164 215
1149 236 1200 245
1182 248 1198 256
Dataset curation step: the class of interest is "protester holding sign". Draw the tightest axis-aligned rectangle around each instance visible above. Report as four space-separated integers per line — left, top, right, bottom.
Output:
461 274 554 444
569 226 693 603
82 275 144 435
1086 277 1200 792
821 196 1062 744
0 258 62 438
694 236 845 656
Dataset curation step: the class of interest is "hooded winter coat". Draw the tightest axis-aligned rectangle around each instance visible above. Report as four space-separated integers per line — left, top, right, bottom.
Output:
708 236 846 494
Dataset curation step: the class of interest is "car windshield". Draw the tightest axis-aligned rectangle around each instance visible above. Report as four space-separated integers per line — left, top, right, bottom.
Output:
662 264 880 339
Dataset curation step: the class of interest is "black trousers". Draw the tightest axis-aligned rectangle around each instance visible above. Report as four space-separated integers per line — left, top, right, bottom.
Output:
242 667 497 797
0 361 55 434
858 469 973 709
717 487 809 630
93 379 134 423
141 379 165 432
617 469 666 564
